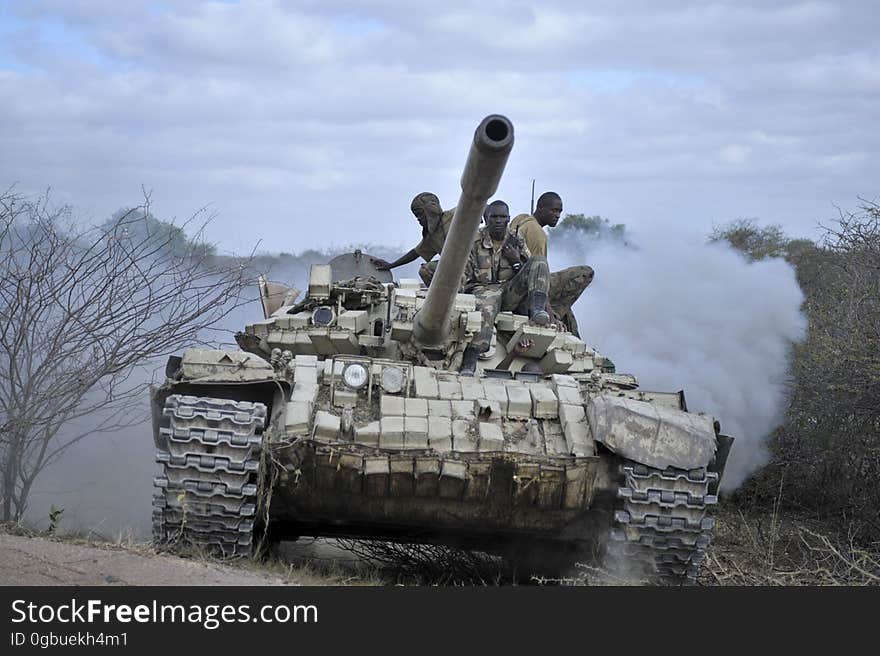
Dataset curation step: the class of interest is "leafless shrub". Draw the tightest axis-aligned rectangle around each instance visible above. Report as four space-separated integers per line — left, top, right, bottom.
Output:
702 508 879 586
0 186 253 521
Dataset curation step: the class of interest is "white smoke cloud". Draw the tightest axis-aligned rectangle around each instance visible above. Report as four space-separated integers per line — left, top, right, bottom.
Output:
552 224 807 490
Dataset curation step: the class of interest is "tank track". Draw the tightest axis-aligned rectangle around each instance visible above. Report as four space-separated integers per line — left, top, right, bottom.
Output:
609 461 718 585
152 395 267 557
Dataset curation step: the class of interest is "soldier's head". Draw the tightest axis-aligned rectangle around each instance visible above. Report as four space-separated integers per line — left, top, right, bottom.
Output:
534 192 563 228
410 192 442 229
483 200 510 240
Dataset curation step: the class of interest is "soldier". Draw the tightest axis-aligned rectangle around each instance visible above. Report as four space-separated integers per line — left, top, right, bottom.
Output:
371 192 454 286
460 200 550 376
510 191 593 337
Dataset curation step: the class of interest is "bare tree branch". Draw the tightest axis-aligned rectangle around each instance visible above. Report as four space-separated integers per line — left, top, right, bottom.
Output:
0 187 255 521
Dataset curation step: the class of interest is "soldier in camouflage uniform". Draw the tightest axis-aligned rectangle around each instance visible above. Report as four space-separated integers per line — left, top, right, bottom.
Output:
460 200 550 375
509 191 593 337
371 192 454 286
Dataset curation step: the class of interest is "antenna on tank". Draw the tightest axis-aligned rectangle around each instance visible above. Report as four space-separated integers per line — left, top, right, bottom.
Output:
530 179 536 215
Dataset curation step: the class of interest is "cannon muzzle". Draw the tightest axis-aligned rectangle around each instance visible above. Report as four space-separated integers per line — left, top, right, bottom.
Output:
412 114 514 346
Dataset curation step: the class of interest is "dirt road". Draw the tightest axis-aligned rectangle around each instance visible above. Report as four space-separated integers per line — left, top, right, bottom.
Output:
0 533 296 586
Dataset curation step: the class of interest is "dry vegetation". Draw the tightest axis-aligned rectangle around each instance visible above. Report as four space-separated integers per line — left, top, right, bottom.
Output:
700 507 880 586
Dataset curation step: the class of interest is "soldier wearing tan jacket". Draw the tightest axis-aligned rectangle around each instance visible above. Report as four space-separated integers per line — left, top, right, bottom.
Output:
510 191 593 337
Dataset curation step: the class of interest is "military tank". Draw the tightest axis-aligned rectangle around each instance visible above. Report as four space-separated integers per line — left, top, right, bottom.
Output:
150 114 734 584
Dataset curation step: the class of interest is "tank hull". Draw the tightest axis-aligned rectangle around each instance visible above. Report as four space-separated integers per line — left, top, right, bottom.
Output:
265 442 616 542
152 358 726 582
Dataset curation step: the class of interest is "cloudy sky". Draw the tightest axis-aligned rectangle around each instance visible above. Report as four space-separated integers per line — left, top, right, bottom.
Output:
1 0 877 254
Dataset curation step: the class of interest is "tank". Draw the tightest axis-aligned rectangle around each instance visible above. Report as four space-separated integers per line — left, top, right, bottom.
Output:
150 114 734 584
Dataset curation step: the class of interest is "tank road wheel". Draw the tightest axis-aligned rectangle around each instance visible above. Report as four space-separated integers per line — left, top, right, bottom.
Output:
608 461 718 585
152 395 267 558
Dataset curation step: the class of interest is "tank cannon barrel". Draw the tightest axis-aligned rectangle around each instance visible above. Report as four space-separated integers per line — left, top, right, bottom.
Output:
412 114 514 346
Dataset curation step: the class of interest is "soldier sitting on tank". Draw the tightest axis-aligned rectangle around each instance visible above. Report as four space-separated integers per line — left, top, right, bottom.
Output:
371 192 454 287
510 191 593 337
459 200 551 376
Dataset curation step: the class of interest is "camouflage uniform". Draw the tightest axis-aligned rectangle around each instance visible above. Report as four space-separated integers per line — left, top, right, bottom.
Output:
463 227 550 352
414 208 456 287
509 213 593 337
549 266 593 337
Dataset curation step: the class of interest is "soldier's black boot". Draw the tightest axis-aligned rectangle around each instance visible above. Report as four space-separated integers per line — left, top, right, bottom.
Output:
460 346 480 376
529 290 550 326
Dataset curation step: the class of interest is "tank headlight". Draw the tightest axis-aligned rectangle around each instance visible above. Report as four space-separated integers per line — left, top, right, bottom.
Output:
312 306 335 326
342 363 368 389
380 366 406 394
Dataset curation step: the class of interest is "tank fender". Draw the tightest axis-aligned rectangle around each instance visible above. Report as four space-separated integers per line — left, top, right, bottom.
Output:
150 346 284 452
586 394 716 470
178 347 274 382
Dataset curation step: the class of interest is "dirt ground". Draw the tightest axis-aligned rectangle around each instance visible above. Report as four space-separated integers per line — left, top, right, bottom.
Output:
0 533 336 586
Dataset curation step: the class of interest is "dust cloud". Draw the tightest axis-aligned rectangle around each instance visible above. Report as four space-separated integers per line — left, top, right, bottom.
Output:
553 223 807 490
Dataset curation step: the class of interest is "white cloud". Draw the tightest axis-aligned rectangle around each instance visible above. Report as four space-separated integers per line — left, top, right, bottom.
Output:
719 144 751 164
0 0 877 253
